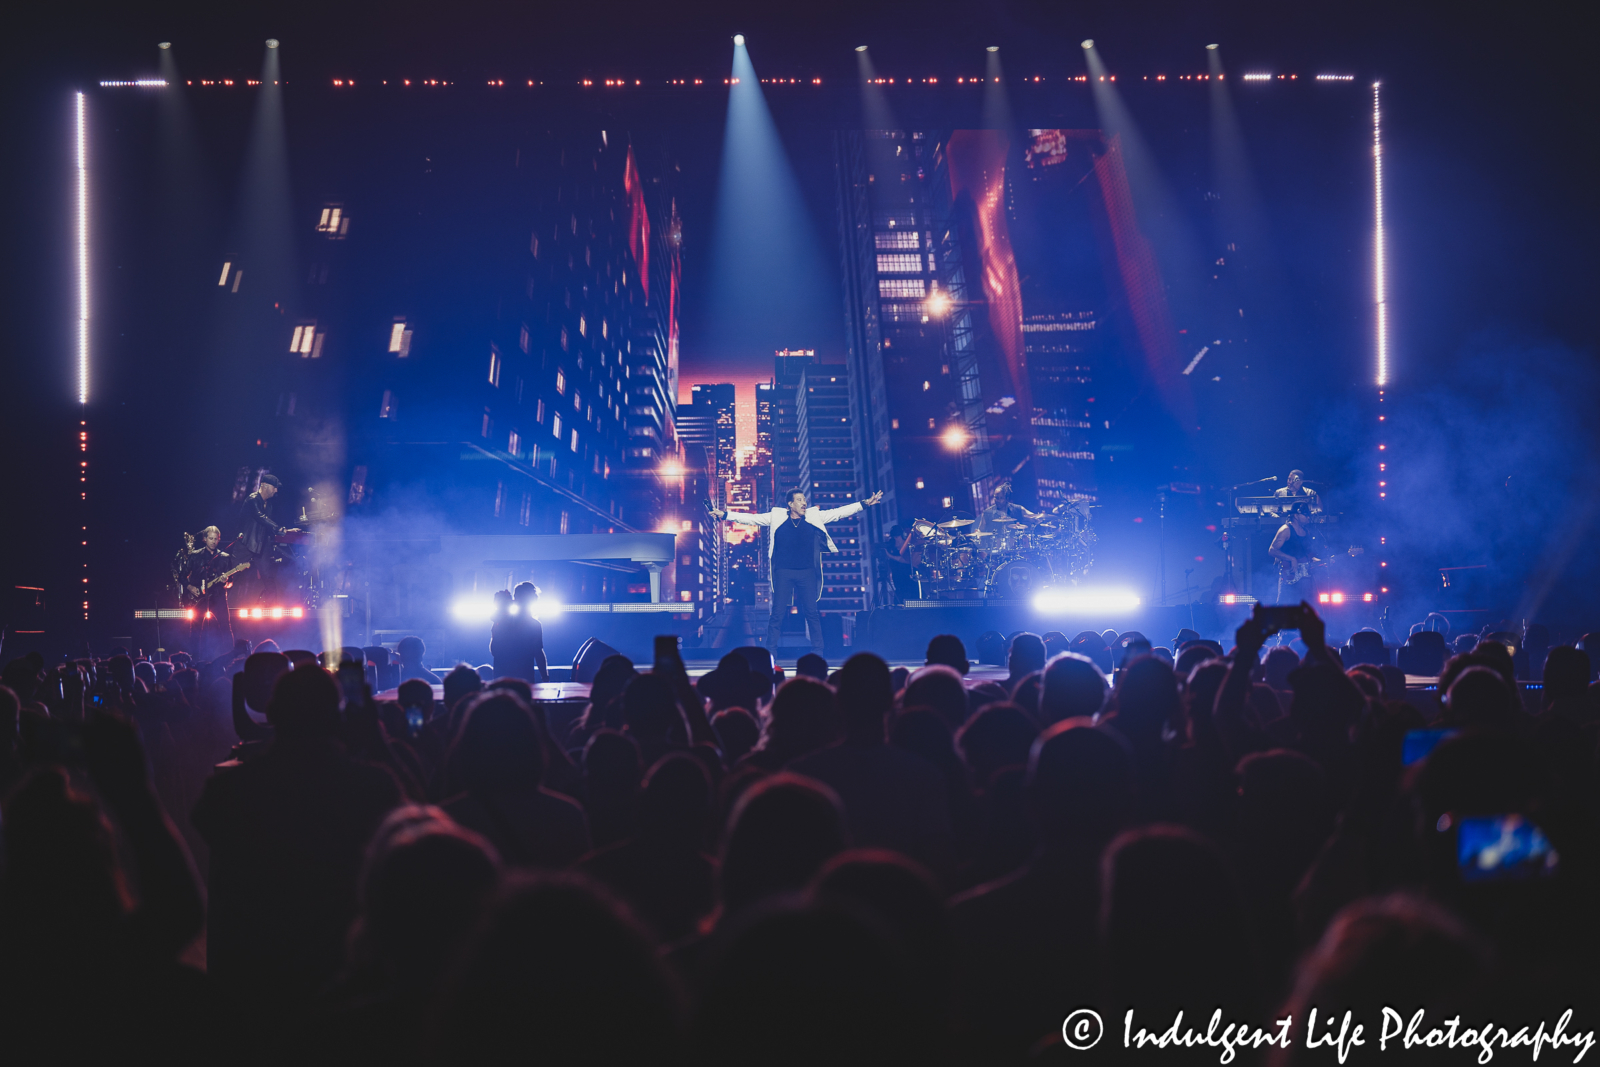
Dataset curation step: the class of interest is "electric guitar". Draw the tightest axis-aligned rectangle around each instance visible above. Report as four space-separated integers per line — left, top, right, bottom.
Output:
1279 545 1363 583
186 561 250 603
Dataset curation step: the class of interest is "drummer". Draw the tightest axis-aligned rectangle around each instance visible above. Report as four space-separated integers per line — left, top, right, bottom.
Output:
977 481 1045 536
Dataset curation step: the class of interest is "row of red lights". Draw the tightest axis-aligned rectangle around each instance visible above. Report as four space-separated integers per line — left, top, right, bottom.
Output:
1220 592 1377 606
80 422 89 620
1318 592 1376 604
237 606 305 620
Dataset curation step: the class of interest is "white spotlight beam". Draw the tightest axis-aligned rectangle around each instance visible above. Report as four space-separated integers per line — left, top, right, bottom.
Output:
1373 81 1388 387
75 91 89 405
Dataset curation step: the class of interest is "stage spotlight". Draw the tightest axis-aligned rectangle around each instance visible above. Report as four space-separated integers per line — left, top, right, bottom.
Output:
940 425 970 451
925 290 951 317
450 595 496 622
1206 43 1218 50
987 45 999 52
856 45 867 52
1032 588 1141 614
733 34 745 46
531 598 564 620
266 38 279 48
159 41 171 50
1081 39 1094 49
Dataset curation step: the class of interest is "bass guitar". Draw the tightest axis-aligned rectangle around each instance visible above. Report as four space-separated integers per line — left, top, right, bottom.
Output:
1278 545 1363 583
185 561 251 603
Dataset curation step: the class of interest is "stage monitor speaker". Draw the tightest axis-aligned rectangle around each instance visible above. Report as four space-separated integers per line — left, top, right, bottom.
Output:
573 638 622 684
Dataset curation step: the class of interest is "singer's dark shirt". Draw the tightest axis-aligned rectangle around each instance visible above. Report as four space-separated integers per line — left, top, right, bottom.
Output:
773 515 821 572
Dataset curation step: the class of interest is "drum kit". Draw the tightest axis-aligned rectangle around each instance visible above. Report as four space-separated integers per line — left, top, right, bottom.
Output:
906 500 1096 600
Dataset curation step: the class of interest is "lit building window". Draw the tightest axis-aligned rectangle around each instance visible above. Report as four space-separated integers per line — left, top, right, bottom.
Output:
891 418 899 429
519 491 532 526
217 261 232 285
482 410 493 438
579 316 586 337
942 496 953 508
316 206 349 237
536 398 545 423
494 480 506 517
290 324 317 355
570 429 579 452
875 232 919 250
552 413 562 439
508 429 520 455
878 278 926 299
560 510 570 535
600 319 607 340
560 327 569 351
573 391 582 412
680 590 693 602
530 233 539 258
379 390 396 419
555 369 566 394
916 479 925 489
519 323 531 354
389 321 412 355
875 253 924 273
488 348 502 387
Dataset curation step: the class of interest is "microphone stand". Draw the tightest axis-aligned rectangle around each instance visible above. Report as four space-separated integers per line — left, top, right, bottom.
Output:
1221 477 1278 599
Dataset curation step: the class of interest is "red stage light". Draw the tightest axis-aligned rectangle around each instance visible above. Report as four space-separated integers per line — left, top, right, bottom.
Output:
270 606 284 619
290 607 304 619
1318 593 1331 604
1223 594 1236 605
251 607 263 619
186 608 196 621
1331 593 1345 604
1363 593 1374 602
238 609 249 619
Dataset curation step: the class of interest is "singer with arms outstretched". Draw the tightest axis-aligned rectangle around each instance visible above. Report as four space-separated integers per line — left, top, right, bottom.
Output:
711 488 884 654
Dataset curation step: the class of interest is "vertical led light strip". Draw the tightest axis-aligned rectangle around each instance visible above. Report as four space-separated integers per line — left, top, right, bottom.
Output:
76 91 91 622
76 91 89 404
1372 81 1388 387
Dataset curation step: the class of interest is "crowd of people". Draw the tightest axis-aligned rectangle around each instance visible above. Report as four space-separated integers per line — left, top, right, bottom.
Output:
0 604 1597 1064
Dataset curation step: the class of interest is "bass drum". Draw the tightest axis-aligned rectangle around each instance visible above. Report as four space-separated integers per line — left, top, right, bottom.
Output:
991 559 1040 598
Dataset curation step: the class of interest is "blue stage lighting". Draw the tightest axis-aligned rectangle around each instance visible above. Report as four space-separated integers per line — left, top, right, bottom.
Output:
733 34 745 46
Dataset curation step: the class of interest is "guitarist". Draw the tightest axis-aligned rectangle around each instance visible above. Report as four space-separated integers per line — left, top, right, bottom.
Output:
1268 503 1320 605
183 526 236 658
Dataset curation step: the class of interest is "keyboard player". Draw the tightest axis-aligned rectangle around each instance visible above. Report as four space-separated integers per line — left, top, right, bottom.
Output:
1272 469 1321 513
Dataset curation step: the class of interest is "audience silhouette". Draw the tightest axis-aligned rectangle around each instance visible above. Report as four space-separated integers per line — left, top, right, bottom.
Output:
3 603 1599 1063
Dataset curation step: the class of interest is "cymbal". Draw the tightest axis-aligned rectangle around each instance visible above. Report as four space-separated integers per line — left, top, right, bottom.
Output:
1008 523 1029 532
938 517 975 529
964 530 995 540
